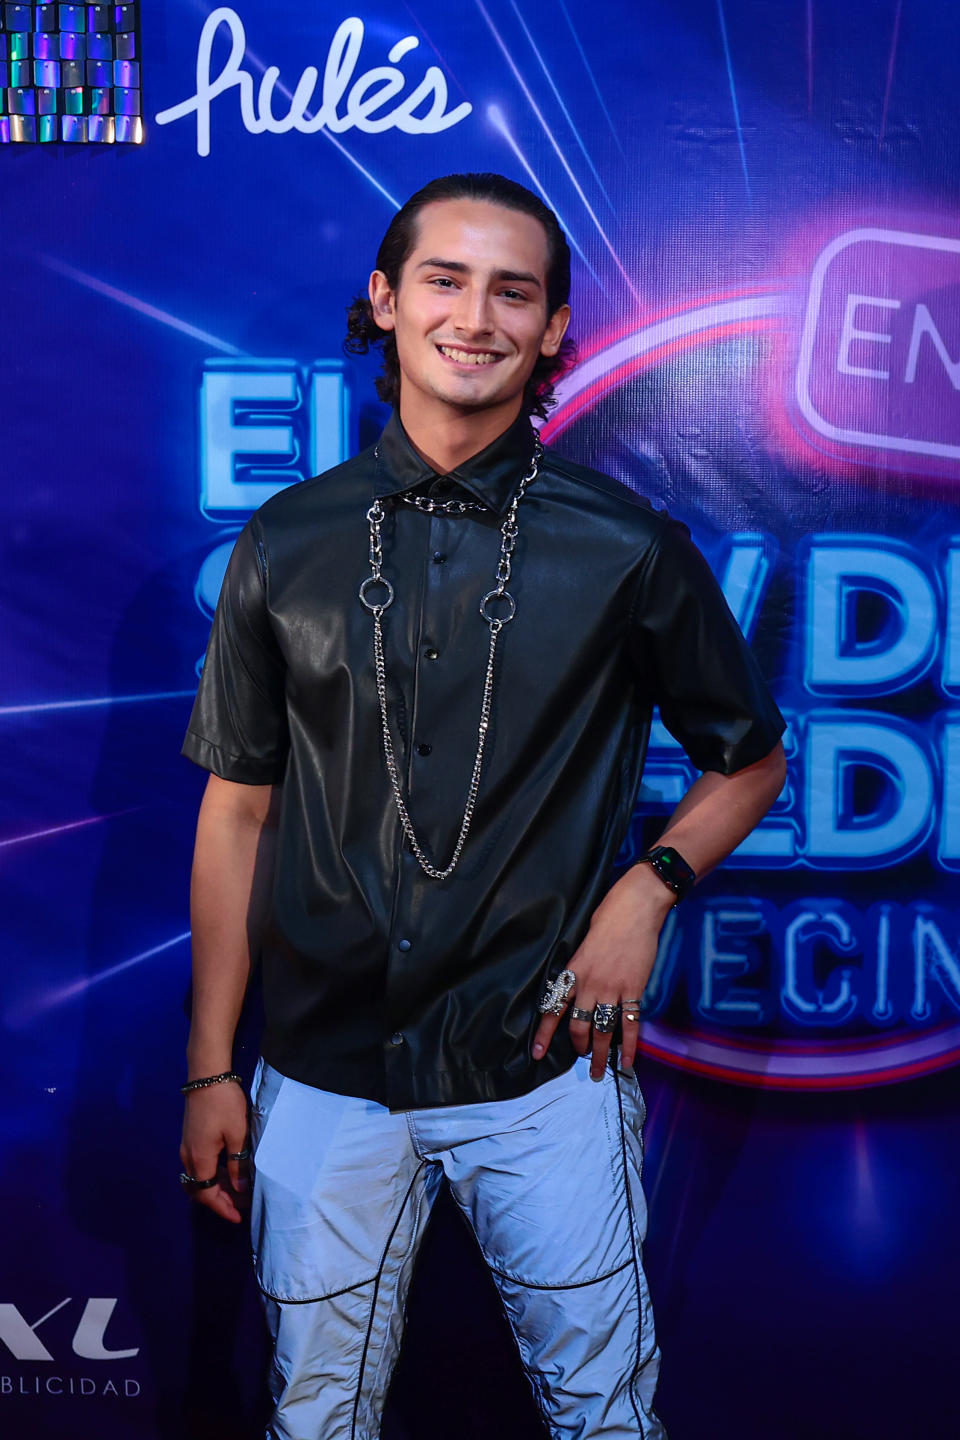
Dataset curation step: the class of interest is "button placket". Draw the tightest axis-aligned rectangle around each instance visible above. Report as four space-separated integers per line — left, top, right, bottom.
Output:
383 505 432 1083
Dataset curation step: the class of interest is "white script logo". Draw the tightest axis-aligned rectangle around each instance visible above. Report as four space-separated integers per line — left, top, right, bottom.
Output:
155 7 473 157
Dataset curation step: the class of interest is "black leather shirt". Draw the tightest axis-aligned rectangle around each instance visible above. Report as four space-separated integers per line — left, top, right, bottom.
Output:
183 410 785 1110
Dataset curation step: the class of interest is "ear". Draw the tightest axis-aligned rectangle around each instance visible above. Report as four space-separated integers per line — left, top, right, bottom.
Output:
540 303 571 358
368 270 397 333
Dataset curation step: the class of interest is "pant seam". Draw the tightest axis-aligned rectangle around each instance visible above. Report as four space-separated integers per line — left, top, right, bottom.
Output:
405 1108 426 1157
493 1281 557 1440
614 1070 649 1440
449 1202 554 1439
483 1254 634 1290
365 1160 439 1422
350 1158 430 1440
255 1273 378 1305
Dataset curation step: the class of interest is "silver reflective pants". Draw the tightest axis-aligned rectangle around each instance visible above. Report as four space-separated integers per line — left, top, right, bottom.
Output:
249 1056 665 1440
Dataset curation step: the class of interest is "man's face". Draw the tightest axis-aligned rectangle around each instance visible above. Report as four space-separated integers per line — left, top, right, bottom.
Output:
368 198 570 424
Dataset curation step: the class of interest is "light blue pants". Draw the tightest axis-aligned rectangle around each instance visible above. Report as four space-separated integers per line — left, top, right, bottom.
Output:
249 1056 665 1440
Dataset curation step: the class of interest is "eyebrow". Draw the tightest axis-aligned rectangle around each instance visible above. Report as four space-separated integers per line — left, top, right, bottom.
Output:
415 258 543 289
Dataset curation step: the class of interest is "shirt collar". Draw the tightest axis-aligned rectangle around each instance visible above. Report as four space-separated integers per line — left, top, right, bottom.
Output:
373 409 539 518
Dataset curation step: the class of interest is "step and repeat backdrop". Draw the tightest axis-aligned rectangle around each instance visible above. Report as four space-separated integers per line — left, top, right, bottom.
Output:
2 2 958 1436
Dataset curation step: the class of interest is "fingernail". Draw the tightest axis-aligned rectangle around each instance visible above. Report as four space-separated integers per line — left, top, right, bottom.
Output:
532 1043 544 1059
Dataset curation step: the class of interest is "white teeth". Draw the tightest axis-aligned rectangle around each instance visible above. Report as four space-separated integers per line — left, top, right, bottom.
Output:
439 346 500 366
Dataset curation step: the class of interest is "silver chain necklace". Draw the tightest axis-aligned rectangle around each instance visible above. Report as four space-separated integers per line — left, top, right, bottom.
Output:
359 441 542 880
400 493 487 515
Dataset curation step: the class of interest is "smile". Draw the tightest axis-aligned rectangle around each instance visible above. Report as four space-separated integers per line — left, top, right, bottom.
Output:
437 345 503 367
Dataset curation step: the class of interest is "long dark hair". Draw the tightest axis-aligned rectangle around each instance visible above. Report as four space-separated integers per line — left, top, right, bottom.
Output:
344 173 576 420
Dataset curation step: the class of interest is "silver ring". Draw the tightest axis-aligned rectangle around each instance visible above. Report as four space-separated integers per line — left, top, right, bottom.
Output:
227 1149 250 1161
592 1002 620 1034
538 968 576 1016
569 1006 594 1023
179 1172 217 1189
479 588 517 625
359 575 395 612
623 1010 641 1023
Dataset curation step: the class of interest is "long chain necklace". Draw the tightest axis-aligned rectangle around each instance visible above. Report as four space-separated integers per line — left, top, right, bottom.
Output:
359 441 542 880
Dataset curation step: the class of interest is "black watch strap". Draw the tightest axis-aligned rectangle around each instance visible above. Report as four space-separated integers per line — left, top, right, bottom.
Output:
637 845 697 903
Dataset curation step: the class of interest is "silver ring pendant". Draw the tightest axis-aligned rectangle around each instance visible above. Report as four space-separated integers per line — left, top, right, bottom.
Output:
479 588 517 625
363 440 540 879
359 576 395 612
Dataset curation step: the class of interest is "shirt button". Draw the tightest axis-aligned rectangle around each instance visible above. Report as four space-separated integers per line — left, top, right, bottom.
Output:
397 938 412 952
432 551 446 564
390 1032 405 1046
424 646 439 660
416 742 432 756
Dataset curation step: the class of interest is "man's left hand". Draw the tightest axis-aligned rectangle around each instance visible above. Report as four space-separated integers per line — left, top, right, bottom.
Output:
531 862 676 1079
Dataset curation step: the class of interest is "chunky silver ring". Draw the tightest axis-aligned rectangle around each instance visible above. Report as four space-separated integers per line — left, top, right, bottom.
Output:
538 968 576 1016
479 588 517 625
359 575 395 612
592 1002 620 1034
569 1006 594 1023
179 1172 217 1189
227 1149 250 1161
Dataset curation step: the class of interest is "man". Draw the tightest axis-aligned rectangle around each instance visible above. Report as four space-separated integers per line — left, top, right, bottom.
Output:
180 172 786 1439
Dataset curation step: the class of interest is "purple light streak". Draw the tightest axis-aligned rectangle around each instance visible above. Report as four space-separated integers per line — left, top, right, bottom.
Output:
879 0 903 150
42 259 245 355
806 0 814 114
239 42 401 210
487 106 607 295
0 690 197 717
557 0 626 161
402 1 471 104
475 0 640 304
11 931 192 1025
0 810 140 852
506 0 616 215
715 0 753 204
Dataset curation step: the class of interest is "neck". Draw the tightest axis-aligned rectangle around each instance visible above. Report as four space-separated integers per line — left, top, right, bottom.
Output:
398 396 524 474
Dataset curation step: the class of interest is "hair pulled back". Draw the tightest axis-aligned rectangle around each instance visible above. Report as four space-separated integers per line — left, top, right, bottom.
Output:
344 173 575 420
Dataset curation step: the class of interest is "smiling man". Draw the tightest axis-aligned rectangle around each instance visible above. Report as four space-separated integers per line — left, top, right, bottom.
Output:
179 173 786 1439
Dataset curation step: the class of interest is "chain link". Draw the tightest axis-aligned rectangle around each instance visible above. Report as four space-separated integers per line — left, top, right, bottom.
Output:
400 493 487 514
360 440 542 880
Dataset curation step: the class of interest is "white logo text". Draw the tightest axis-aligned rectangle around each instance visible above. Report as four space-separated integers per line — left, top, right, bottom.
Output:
155 7 473 157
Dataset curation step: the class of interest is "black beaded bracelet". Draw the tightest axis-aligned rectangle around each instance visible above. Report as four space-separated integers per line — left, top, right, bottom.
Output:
180 1071 243 1094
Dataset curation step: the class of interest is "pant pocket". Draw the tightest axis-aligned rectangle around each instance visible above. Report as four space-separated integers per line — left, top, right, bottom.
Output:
250 1075 418 1303
450 1062 636 1288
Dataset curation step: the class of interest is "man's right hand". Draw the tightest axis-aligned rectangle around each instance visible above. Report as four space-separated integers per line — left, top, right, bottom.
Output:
180 1081 251 1224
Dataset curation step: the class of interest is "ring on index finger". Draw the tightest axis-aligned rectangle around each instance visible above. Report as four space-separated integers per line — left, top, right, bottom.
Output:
538 968 576 1016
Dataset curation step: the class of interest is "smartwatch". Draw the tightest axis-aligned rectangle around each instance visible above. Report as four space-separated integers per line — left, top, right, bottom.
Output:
637 845 696 903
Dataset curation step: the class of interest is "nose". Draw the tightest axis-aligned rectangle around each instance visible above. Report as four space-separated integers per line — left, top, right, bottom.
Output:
453 284 494 338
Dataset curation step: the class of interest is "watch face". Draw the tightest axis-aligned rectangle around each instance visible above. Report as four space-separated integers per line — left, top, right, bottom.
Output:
657 847 695 884
646 846 695 896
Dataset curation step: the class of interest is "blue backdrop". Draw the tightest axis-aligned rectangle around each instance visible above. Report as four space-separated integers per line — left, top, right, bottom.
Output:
3 2 959 1435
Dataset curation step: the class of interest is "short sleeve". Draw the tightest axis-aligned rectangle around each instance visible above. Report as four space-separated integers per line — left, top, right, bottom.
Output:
629 520 785 774
182 519 289 784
